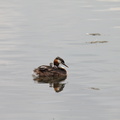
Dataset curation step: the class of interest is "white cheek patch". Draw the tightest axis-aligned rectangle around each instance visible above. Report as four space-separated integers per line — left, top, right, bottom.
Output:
58 59 61 64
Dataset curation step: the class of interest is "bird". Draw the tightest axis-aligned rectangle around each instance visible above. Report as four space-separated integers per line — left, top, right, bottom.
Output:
32 57 68 77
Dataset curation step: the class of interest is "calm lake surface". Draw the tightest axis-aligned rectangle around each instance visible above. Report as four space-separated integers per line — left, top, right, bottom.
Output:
0 0 120 120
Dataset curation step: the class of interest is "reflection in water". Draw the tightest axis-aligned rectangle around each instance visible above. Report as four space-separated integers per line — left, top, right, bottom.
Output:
33 76 67 93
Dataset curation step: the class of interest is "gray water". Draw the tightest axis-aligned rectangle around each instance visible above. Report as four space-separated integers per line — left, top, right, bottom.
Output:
0 0 120 120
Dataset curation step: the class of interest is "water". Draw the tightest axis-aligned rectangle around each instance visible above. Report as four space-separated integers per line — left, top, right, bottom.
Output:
0 0 120 120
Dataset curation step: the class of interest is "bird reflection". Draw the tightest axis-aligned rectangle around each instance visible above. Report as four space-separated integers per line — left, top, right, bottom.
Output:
33 76 67 93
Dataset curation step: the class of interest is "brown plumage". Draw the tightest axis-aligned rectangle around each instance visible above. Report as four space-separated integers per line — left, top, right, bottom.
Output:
33 57 68 77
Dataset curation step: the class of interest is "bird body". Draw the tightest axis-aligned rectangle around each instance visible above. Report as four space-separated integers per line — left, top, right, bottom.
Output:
33 57 68 77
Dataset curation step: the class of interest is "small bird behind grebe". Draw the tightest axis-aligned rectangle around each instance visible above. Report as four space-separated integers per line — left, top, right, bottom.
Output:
32 57 68 77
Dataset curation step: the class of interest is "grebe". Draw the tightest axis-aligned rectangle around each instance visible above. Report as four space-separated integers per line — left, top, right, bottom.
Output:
33 57 68 77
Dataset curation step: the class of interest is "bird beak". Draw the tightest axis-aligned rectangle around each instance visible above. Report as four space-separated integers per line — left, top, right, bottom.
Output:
62 63 68 68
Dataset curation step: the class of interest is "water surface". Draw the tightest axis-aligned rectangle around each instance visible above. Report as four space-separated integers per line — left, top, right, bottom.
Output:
0 0 120 120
